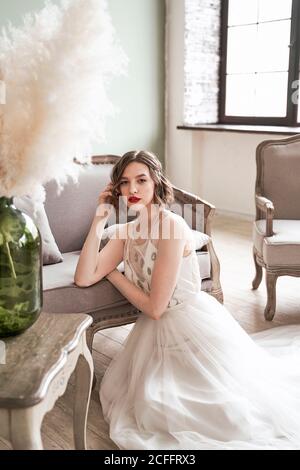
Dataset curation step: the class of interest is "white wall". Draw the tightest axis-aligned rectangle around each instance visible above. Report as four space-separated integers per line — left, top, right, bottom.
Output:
166 0 287 218
0 0 166 162
192 131 288 217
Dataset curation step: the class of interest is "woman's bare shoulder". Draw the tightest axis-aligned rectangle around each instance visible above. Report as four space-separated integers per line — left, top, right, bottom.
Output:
159 209 192 254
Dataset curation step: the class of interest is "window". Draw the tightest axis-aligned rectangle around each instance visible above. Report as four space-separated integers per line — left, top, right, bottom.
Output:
220 0 300 126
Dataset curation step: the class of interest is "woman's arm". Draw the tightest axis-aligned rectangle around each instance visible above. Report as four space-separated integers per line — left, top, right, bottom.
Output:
107 218 186 320
106 269 153 316
74 212 109 287
74 182 125 287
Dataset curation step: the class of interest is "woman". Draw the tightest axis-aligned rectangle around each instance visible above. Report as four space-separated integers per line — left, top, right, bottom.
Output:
75 150 300 450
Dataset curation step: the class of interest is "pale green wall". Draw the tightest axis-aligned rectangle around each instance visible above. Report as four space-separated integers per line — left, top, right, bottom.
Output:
0 0 165 164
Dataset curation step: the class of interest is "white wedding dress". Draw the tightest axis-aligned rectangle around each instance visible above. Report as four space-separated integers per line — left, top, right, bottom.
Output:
100 209 300 450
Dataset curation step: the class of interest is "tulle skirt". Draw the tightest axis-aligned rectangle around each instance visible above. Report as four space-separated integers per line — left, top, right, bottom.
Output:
99 292 300 450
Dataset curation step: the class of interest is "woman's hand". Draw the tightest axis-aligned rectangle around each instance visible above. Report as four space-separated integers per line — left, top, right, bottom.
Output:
98 182 114 206
96 182 115 218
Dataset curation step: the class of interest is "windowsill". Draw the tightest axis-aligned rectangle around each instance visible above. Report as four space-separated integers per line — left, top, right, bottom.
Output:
177 124 300 135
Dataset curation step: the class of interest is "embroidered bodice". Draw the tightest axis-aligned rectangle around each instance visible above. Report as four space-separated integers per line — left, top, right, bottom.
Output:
123 209 201 308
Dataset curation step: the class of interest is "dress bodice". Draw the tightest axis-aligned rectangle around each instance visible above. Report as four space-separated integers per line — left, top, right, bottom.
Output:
124 210 202 308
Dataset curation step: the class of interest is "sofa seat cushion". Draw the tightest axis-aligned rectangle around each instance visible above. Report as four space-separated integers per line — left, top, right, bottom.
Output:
254 220 300 266
43 251 133 321
196 250 210 279
43 251 124 290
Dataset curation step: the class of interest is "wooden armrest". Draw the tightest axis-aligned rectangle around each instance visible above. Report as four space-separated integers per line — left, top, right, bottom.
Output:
92 155 120 165
172 186 223 302
255 195 274 237
172 185 215 234
256 195 274 213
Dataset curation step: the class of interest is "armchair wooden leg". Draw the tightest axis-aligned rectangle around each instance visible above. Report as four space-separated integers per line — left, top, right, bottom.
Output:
264 272 278 321
252 248 263 290
86 326 97 389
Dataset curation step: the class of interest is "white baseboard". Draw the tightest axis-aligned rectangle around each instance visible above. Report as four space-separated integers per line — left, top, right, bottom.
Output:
215 208 255 222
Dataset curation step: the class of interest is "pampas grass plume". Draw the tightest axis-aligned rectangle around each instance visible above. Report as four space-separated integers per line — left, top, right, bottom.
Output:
0 0 127 198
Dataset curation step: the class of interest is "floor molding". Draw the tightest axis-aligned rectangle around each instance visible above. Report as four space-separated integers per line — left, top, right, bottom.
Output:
215 208 254 222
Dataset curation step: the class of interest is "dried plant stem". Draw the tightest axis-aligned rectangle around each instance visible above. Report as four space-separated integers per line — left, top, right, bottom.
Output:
5 241 17 279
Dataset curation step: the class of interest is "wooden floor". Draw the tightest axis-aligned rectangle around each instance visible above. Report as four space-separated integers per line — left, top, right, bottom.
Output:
1 214 300 450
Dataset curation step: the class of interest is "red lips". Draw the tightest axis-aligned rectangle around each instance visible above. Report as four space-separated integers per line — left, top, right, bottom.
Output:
128 196 141 203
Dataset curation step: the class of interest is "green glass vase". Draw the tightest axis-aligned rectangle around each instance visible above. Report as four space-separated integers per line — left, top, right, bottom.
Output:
0 197 42 337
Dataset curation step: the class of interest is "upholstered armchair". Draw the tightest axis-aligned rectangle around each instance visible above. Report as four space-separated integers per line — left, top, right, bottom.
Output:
252 135 300 321
43 155 223 348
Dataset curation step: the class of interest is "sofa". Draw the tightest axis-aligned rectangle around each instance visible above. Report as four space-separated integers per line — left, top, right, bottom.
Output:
42 155 223 354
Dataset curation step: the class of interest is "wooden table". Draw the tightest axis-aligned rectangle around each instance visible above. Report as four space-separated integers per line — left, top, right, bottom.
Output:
0 312 93 450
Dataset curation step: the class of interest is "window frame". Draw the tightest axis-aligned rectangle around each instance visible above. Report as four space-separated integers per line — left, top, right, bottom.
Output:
219 0 300 126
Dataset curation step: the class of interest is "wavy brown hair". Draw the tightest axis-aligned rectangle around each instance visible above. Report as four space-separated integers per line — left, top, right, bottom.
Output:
110 150 174 210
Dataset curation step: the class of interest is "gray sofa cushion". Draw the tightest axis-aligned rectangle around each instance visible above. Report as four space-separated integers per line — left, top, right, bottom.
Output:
253 219 300 266
43 250 211 315
14 196 63 265
259 140 300 219
44 162 130 253
196 251 211 279
44 165 111 253
43 252 131 321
